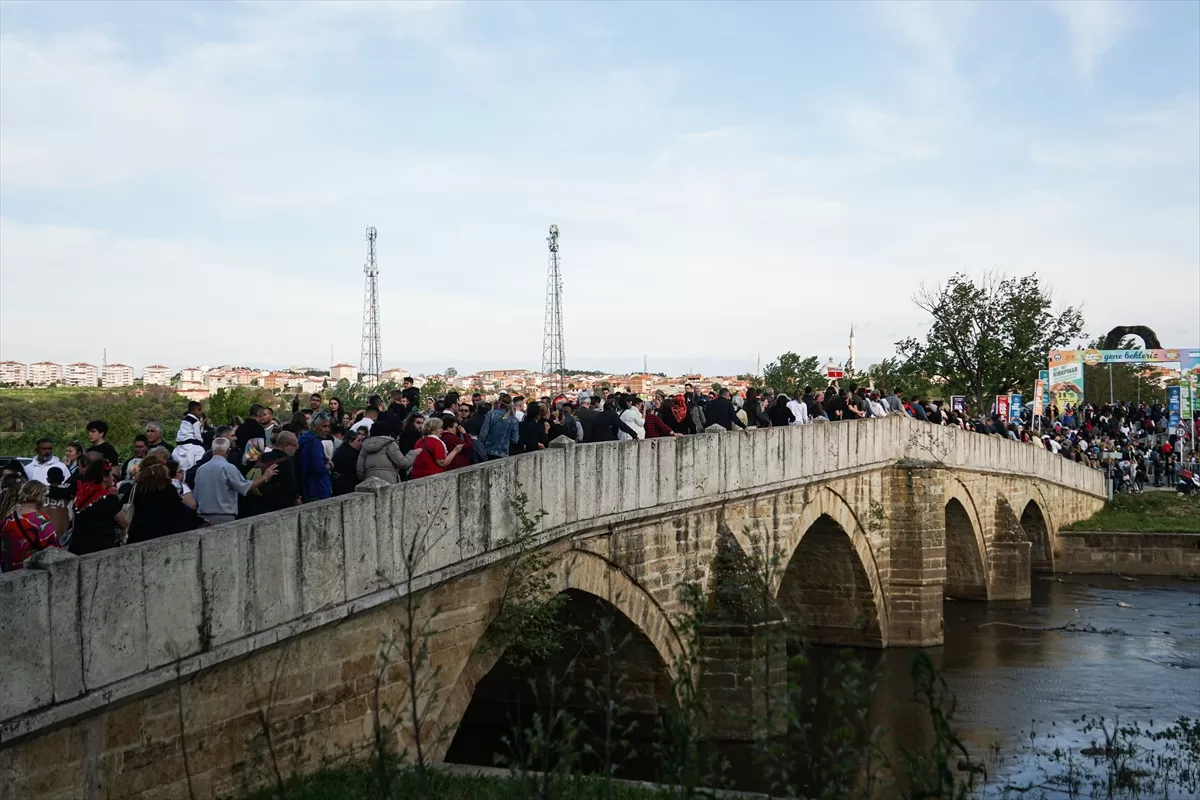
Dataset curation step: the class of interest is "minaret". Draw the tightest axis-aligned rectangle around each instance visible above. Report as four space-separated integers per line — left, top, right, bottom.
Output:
848 325 856 374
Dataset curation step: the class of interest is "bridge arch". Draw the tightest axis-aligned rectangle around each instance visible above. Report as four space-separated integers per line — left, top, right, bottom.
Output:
1003 484 1056 572
943 478 989 599
771 488 889 647
432 550 681 760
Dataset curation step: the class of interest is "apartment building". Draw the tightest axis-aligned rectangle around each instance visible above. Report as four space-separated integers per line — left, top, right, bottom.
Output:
142 365 172 386
27 362 63 386
0 361 26 385
64 363 99 387
380 367 408 383
102 363 135 388
331 363 359 382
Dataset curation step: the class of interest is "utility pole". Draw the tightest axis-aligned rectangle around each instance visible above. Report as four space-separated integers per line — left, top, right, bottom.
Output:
359 227 382 386
541 225 565 393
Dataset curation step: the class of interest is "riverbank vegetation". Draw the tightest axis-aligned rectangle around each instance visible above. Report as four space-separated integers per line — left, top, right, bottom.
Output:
1061 491 1200 533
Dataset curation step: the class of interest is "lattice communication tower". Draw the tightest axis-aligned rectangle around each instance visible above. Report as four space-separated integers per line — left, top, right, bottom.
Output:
541 225 565 393
359 227 382 385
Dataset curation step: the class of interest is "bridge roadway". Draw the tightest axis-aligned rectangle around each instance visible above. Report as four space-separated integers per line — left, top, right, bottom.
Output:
0 416 1106 799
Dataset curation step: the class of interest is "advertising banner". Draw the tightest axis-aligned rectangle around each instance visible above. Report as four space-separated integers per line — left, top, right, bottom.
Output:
1182 384 1193 421
996 394 1010 421
1048 361 1083 408
1168 386 1181 432
1039 369 1050 384
1033 379 1045 416
950 395 966 414
1009 394 1023 422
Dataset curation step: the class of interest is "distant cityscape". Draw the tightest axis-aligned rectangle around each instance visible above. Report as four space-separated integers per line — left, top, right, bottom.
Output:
0 360 764 403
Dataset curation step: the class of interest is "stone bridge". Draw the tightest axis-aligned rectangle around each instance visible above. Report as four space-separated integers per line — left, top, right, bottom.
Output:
0 416 1106 799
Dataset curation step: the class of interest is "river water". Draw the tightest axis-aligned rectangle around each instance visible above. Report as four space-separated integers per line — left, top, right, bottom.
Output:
711 574 1200 796
448 575 1200 796
923 574 1200 795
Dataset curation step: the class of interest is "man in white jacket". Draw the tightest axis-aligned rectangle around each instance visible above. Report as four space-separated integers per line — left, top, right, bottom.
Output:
172 401 207 472
24 438 70 484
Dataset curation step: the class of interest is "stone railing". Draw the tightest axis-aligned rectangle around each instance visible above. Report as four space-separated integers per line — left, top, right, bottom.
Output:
0 415 1105 743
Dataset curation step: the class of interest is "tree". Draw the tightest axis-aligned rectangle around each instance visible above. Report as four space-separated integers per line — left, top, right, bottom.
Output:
206 387 278 427
896 272 1084 410
865 356 940 400
762 353 824 398
419 376 447 407
444 367 458 379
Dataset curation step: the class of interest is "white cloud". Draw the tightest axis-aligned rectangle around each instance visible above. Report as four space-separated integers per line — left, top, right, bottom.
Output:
1052 0 1132 77
0 3 1195 374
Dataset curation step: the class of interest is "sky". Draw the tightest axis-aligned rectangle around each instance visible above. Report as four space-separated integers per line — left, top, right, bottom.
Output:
1 0 1197 377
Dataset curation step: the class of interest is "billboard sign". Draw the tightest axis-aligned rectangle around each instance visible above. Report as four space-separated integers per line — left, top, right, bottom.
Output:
1048 361 1083 408
1168 386 1182 432
996 394 1010 421
1033 379 1045 416
1009 394 1023 422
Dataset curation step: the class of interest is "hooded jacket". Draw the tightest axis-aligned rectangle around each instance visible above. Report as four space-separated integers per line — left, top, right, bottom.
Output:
356 435 418 484
296 430 332 501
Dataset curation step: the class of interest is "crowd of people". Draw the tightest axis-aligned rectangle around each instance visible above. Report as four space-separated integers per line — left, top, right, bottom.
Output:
2 378 1195 572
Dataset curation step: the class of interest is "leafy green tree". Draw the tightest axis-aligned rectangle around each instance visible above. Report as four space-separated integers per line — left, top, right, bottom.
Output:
762 353 824 398
865 356 941 400
419 376 447 408
0 386 187 459
896 272 1084 410
444 367 458 379
205 387 279 427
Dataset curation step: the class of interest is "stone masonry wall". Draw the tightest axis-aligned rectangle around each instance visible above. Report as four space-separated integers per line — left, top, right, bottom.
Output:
1056 531 1200 576
1 417 1108 799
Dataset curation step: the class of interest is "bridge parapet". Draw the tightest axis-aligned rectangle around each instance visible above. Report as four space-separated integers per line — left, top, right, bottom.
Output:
0 416 1104 744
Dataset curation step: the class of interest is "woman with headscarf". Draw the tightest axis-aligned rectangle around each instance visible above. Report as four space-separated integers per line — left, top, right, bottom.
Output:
662 394 696 435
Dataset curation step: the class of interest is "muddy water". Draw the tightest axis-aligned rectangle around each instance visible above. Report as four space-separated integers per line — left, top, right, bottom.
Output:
709 575 1200 795
922 574 1200 791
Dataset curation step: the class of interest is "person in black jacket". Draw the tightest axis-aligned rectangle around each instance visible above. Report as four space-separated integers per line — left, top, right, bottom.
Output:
235 404 270 469
247 432 300 516
519 402 551 452
584 395 641 442
702 389 748 431
331 428 365 495
463 402 490 436
401 376 422 410
767 395 796 427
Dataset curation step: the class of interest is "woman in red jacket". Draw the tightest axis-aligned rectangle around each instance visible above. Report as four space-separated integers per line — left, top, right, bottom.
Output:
409 417 465 480
439 413 474 470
